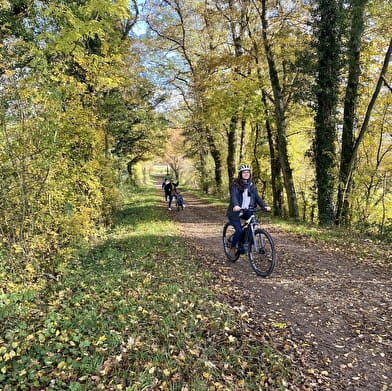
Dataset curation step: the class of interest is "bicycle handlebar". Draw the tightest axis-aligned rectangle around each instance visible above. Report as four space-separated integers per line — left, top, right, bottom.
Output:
240 207 269 213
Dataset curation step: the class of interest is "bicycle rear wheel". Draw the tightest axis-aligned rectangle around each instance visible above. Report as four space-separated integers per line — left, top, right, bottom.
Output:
248 229 276 277
223 222 239 262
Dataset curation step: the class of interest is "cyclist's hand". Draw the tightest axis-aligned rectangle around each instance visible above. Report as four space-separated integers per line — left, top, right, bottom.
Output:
233 205 241 212
264 206 271 212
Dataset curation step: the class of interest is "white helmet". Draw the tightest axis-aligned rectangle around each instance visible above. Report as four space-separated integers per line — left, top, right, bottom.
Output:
238 164 251 172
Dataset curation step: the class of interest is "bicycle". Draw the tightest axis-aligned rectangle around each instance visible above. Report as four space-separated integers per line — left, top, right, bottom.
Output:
223 208 277 277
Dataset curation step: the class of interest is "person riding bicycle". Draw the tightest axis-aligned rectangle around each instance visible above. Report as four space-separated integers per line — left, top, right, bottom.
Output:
227 164 271 259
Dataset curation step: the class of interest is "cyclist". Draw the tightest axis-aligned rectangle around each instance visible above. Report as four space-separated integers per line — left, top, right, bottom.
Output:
226 164 271 259
164 178 179 210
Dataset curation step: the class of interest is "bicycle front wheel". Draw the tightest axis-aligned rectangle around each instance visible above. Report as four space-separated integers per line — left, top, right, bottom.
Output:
248 229 277 277
223 222 239 262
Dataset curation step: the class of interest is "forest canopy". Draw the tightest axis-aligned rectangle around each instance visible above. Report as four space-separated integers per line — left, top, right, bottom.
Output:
139 0 391 233
0 0 391 278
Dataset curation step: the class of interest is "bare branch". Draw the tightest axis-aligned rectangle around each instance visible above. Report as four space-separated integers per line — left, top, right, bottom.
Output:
382 75 392 93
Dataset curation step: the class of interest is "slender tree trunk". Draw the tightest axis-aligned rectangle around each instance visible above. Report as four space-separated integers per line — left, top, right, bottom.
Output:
225 0 248 184
336 0 367 226
226 117 238 183
380 172 387 236
314 0 340 225
206 127 223 193
247 23 283 216
262 91 283 217
199 150 209 193
252 123 261 183
239 118 246 162
260 0 298 218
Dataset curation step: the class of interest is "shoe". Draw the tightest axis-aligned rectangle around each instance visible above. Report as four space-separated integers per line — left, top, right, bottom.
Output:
168 207 172 211
228 246 237 259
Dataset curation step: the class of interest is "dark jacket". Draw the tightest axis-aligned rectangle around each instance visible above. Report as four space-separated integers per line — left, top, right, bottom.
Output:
164 181 179 196
226 181 267 218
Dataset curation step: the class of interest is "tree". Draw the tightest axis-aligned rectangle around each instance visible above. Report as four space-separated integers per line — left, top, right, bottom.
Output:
313 0 341 225
249 0 299 219
336 0 368 226
0 0 146 268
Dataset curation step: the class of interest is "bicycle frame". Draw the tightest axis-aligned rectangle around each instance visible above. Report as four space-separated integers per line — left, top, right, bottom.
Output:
240 213 261 253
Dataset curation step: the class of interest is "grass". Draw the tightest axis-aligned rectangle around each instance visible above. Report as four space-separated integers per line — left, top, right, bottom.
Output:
0 185 301 391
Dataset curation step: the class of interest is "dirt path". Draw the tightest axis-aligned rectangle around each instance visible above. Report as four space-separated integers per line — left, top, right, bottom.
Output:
162 187 391 390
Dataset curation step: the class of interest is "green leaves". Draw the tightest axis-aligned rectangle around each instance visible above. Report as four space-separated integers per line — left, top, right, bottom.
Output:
0 0 159 277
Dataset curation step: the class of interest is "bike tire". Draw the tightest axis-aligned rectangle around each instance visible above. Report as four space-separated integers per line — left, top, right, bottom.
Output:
248 229 277 277
222 222 240 262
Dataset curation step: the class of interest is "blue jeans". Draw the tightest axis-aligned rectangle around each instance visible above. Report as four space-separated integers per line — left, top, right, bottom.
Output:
228 210 252 248
168 194 174 208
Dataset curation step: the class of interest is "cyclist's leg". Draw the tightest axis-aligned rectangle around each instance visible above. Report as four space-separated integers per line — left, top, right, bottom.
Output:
228 215 242 249
240 211 252 250
168 194 173 210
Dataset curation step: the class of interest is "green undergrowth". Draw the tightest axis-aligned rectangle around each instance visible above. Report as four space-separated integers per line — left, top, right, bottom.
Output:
0 185 299 390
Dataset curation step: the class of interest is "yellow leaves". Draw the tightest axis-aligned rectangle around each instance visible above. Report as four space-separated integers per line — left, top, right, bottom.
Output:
187 348 200 357
143 277 151 285
271 322 288 329
162 368 171 376
12 244 24 254
3 350 16 362
57 361 66 369
95 335 107 345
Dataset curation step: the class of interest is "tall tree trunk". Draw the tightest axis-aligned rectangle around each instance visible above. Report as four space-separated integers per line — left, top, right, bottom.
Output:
262 91 283 217
335 0 367 226
239 118 246 162
199 150 209 193
226 116 238 183
206 127 223 193
224 0 248 184
260 0 298 218
247 19 283 216
252 122 261 183
314 0 340 225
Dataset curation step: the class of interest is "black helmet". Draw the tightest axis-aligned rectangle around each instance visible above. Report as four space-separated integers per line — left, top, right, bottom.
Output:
238 164 251 172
